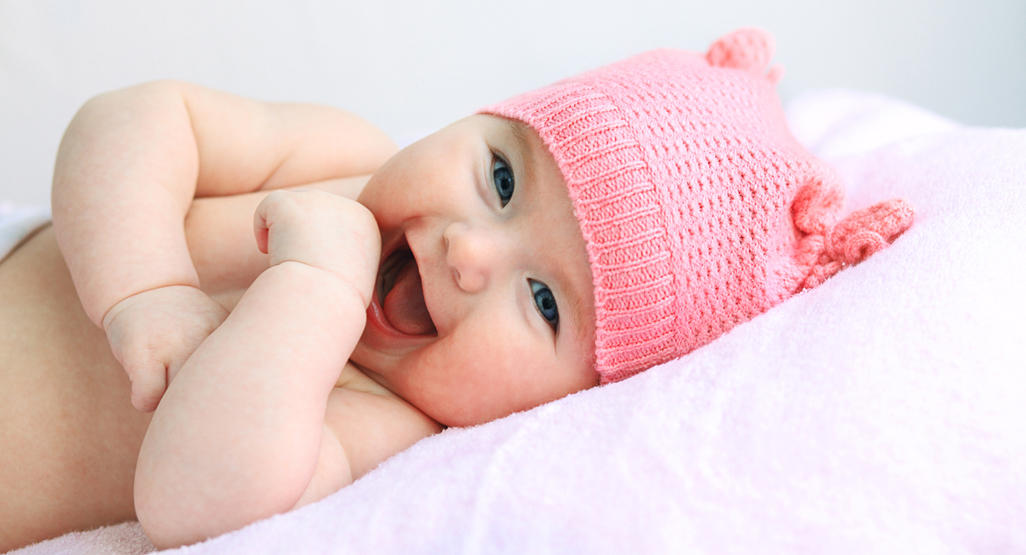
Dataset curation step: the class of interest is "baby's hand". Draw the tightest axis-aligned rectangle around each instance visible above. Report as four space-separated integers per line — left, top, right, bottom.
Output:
254 190 380 306
102 285 229 412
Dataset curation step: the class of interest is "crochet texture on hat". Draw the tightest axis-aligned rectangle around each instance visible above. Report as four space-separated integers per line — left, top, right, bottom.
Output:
481 28 913 383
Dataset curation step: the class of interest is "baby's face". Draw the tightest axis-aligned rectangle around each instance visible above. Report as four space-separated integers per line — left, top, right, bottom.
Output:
354 115 597 427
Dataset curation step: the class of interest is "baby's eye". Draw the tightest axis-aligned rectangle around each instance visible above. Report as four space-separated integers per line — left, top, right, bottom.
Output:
491 153 515 208
529 279 559 333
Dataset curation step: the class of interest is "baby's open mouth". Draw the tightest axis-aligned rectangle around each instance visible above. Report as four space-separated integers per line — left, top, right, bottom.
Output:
377 240 437 336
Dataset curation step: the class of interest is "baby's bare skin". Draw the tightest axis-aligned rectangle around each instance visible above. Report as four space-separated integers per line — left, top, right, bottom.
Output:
1 80 596 550
0 183 439 550
0 225 147 546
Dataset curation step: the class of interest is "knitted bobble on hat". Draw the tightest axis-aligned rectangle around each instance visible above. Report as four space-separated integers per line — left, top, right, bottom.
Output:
791 179 914 290
706 27 783 83
480 28 913 384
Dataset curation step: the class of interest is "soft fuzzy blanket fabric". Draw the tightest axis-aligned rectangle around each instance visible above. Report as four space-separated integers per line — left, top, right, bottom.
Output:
13 90 1026 554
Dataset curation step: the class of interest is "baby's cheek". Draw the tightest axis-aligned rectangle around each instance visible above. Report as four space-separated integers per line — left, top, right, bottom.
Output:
448 329 530 394
411 314 557 425
451 336 517 388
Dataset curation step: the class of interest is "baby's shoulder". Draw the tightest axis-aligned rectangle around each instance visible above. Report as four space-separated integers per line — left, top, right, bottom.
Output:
324 363 442 480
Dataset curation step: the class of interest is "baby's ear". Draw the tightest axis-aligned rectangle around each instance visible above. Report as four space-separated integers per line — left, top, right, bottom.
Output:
706 28 783 84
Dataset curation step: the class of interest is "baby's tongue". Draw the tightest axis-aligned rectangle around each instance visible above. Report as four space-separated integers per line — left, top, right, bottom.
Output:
382 259 435 336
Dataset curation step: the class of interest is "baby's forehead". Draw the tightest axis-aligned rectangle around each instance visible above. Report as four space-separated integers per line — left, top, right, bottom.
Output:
464 113 533 142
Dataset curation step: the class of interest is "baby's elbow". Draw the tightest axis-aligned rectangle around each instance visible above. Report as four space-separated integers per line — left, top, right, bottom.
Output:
134 473 217 550
137 516 190 551
133 456 301 549
135 480 194 549
77 80 183 115
59 81 188 156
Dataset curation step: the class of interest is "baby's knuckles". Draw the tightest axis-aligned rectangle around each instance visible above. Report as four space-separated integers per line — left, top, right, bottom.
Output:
257 190 380 305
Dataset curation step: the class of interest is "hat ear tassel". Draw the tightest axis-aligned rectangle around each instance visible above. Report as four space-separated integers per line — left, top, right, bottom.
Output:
791 178 915 291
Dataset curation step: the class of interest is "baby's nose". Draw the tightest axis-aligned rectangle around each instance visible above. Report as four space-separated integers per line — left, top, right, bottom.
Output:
442 221 508 293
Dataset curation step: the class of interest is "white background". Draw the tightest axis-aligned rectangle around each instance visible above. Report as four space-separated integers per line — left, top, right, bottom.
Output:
2 0 1024 206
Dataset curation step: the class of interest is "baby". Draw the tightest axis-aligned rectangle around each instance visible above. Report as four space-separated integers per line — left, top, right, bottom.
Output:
0 28 912 550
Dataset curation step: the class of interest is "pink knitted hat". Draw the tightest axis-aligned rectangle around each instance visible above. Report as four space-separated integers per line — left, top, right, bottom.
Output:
480 28 913 384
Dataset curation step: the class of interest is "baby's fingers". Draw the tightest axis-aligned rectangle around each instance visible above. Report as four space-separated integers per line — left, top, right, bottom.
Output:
254 213 270 255
122 357 168 412
253 190 291 255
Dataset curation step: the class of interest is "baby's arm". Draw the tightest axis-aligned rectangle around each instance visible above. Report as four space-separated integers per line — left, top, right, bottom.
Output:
51 80 396 409
135 190 378 548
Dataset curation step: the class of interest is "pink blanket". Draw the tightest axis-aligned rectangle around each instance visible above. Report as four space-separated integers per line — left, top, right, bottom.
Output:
16 90 1026 553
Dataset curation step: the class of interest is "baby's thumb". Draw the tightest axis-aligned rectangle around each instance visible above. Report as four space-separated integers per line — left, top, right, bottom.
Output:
128 361 168 413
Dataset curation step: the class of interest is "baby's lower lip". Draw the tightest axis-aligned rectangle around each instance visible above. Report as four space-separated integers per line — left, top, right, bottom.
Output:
365 289 432 343
366 296 405 338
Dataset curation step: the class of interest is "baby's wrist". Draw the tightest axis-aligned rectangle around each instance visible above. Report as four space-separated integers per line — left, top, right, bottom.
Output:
263 260 370 311
100 284 205 332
